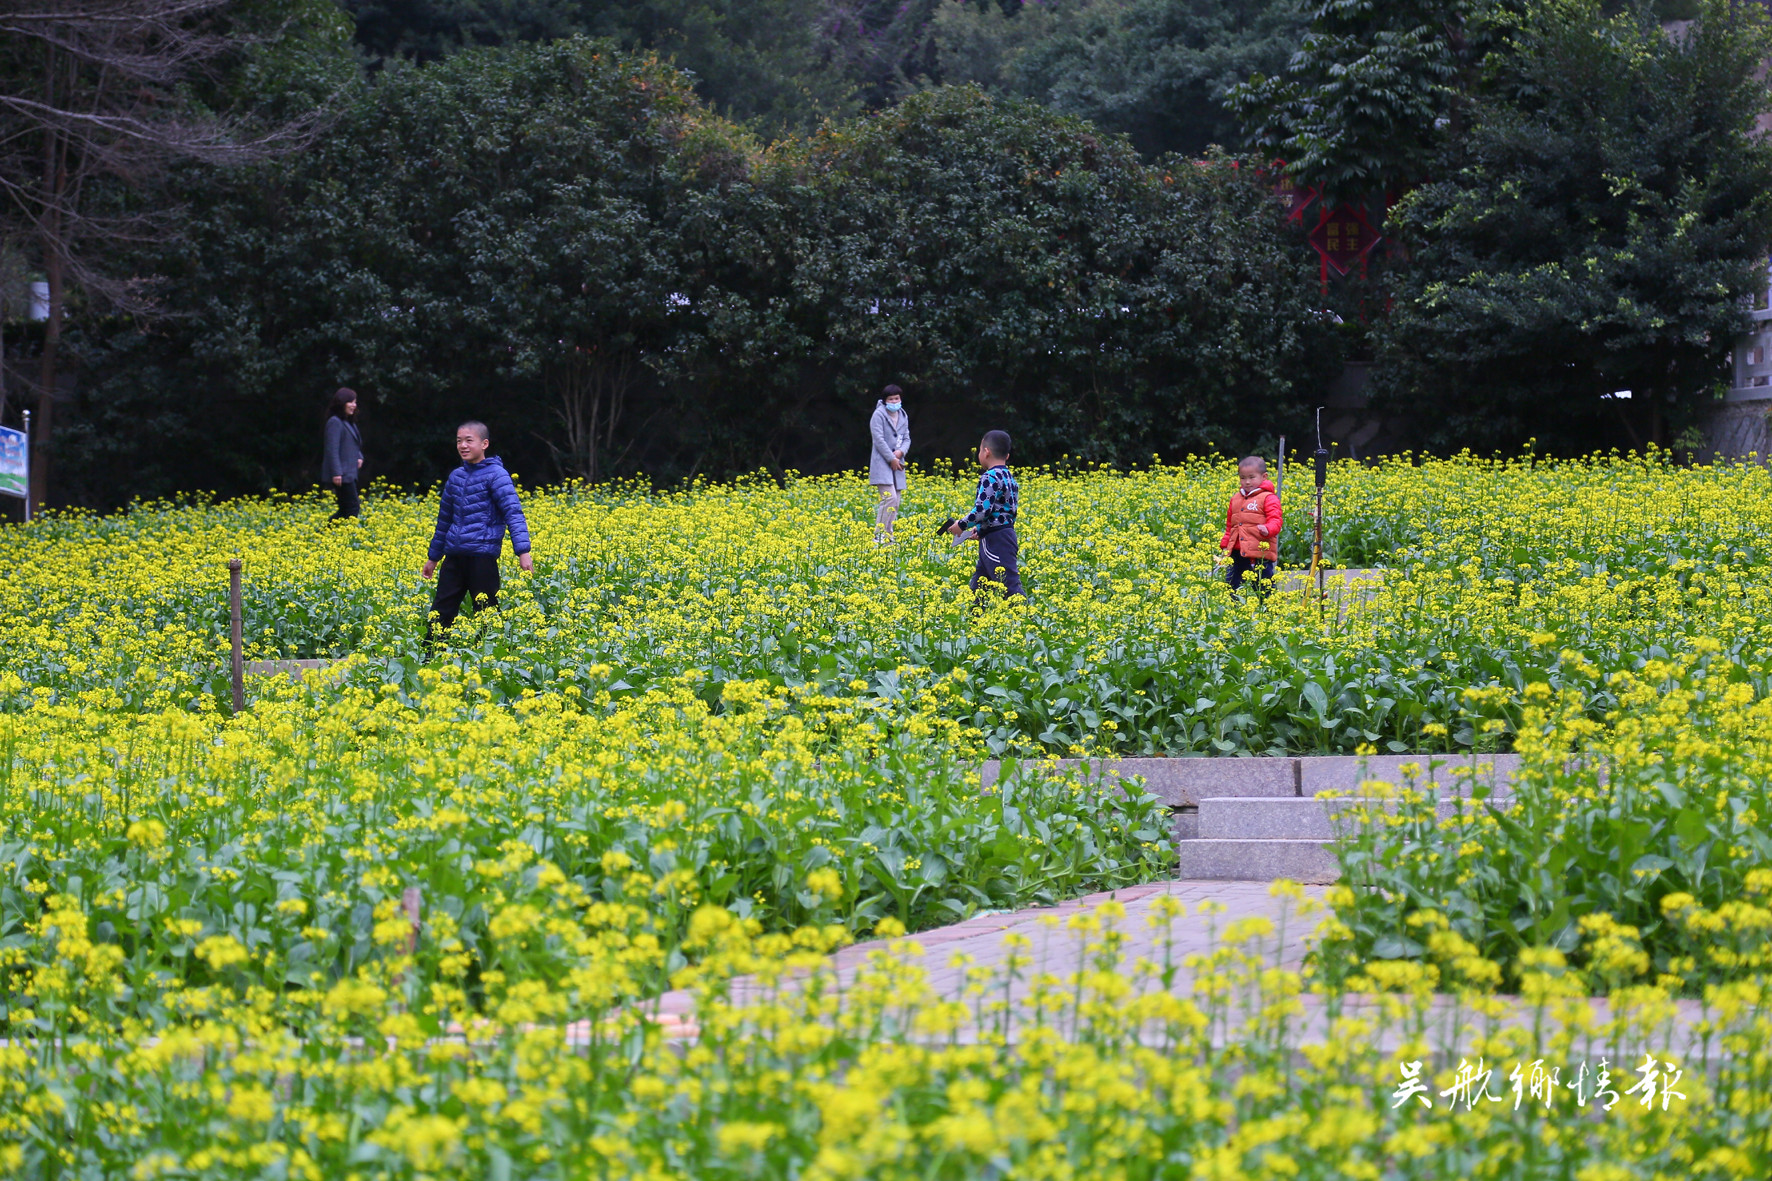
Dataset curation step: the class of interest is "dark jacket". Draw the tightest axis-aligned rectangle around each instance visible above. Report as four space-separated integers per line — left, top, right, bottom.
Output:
958 464 1019 536
428 456 532 560
322 416 362 484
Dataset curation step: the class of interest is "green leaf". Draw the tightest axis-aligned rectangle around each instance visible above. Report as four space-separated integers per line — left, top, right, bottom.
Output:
1674 808 1711 851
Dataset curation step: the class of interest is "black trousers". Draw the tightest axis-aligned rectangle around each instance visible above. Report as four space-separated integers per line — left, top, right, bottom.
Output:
971 526 1025 599
428 552 501 641
1227 553 1275 591
330 481 360 520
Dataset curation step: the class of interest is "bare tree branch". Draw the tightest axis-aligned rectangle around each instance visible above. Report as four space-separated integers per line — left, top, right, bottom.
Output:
0 0 332 507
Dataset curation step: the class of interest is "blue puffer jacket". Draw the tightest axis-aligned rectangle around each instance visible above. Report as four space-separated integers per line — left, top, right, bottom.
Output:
428 456 532 560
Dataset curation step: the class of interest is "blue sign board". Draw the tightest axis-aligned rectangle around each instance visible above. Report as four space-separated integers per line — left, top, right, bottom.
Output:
0 426 26 500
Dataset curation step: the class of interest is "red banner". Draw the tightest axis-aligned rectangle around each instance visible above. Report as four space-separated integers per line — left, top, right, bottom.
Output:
1309 205 1380 276
1272 169 1318 225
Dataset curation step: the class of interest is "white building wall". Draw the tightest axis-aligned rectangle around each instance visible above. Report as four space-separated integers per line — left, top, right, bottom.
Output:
1728 258 1772 402
1704 259 1772 459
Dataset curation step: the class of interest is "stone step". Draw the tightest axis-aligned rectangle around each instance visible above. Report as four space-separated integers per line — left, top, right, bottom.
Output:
1196 795 1503 841
983 752 1522 808
1174 838 1341 884
984 753 1525 884
1299 752 1519 797
983 756 1297 807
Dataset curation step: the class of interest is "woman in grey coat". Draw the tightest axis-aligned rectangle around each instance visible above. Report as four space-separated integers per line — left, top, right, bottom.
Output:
322 387 364 520
868 384 910 542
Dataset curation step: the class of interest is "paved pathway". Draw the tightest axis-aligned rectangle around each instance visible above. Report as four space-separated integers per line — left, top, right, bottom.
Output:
645 879 1710 1063
654 879 1325 1024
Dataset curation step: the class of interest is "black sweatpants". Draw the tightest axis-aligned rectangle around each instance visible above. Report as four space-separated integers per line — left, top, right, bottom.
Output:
971 526 1025 599
429 552 501 640
329 481 360 520
1227 553 1275 592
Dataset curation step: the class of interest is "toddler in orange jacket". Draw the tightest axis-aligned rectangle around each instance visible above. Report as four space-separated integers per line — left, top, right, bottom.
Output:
1219 456 1282 592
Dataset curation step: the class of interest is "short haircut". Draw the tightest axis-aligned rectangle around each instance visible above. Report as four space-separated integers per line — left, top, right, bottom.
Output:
1239 455 1267 473
457 420 490 441
883 384 903 398
981 430 1012 459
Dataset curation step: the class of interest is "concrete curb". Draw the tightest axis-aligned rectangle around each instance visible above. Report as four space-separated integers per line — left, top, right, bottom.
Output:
241 659 340 683
1278 567 1385 592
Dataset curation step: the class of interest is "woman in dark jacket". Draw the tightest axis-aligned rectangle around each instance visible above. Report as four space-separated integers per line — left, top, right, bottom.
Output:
322 387 364 520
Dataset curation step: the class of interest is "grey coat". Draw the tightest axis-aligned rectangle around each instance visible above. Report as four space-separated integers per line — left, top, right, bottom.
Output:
868 401 910 489
323 415 362 484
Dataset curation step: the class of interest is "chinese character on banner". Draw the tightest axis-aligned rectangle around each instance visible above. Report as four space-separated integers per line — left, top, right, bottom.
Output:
1308 205 1380 276
1272 168 1319 225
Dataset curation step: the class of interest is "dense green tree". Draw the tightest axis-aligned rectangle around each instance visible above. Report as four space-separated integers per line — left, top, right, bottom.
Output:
51 48 1327 506
775 87 1331 460
1228 0 1473 204
338 0 1311 147
932 0 1305 159
61 38 713 499
342 0 861 132
0 0 349 509
1370 0 1772 452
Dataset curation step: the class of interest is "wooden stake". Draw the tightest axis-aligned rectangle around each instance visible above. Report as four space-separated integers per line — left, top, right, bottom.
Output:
228 558 244 713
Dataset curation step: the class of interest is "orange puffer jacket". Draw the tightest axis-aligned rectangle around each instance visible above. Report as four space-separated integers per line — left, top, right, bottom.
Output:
1220 480 1283 560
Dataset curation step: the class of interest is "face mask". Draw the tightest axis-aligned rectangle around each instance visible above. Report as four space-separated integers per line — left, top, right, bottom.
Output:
885 402 902 412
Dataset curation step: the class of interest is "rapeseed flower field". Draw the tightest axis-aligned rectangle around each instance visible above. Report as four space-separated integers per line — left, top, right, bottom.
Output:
7 452 1769 752
9 451 1772 1175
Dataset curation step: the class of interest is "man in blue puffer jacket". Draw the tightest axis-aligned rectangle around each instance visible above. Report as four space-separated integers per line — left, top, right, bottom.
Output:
421 420 533 645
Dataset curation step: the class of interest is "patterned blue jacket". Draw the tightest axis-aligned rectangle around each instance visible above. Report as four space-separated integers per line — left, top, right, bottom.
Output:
959 465 1019 535
428 456 532 560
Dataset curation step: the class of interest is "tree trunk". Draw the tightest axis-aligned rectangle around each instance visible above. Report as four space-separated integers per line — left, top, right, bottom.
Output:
32 237 63 513
3 8 312 509
545 346 634 483
1610 392 1641 450
30 46 66 513
547 352 601 483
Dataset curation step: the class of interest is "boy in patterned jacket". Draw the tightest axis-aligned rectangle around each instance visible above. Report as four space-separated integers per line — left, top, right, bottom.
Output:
421 420 533 644
1219 455 1282 594
947 430 1024 599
